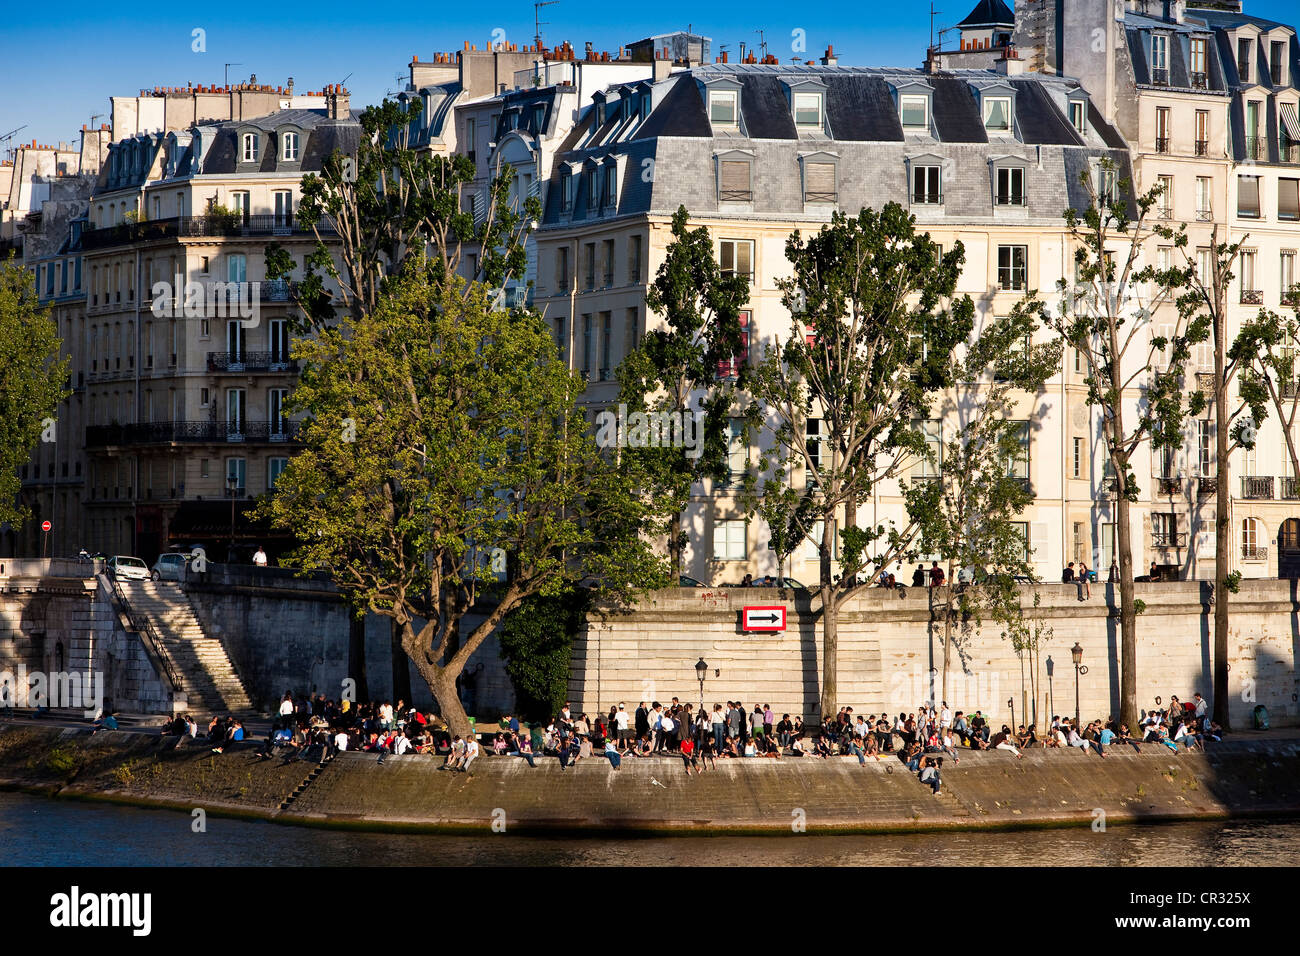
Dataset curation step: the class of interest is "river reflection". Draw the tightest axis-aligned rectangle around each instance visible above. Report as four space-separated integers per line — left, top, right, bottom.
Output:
1 793 1297 866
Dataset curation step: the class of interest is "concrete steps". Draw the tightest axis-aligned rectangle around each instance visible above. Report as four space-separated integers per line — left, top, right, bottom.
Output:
278 754 334 811
119 580 255 717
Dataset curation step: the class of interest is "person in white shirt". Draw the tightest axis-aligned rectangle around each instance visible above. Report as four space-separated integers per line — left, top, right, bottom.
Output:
614 704 630 747
252 546 268 567
940 704 952 730
461 735 480 773
334 730 349 753
1193 693 1208 720
394 732 412 756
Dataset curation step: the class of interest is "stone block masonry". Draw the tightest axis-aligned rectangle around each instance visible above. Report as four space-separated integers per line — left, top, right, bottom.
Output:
571 581 1300 729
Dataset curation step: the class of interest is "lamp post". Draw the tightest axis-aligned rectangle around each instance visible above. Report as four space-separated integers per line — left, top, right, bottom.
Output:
226 474 237 561
1071 642 1088 729
1046 655 1054 721
695 657 708 713
1008 696 1015 732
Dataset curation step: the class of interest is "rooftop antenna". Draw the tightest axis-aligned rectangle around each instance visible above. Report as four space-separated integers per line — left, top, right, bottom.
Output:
535 0 559 49
224 63 242 87
754 29 768 59
1 125 27 162
930 3 941 50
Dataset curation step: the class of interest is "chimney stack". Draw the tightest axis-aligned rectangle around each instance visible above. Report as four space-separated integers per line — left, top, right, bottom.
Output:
820 44 838 66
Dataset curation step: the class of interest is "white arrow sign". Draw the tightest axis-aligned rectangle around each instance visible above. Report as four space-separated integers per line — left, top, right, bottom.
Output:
741 606 787 631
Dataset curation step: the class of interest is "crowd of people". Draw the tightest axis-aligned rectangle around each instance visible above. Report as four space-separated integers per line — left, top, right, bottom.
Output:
165 686 1227 795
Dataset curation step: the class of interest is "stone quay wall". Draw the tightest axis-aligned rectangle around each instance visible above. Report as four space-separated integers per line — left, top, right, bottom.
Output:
571 581 1300 730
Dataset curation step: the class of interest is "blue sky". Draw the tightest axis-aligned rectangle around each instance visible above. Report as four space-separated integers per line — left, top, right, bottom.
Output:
2 1 1297 153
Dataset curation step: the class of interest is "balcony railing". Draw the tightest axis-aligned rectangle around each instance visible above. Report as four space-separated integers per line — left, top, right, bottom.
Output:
804 190 837 203
1281 476 1300 499
912 192 944 205
1241 544 1269 561
995 193 1028 207
1196 208 1213 222
1245 136 1265 161
86 420 300 447
1152 68 1170 86
1157 476 1181 496
1153 530 1188 548
206 351 297 373
1191 71 1208 89
1241 289 1263 305
1281 143 1300 164
1282 379 1300 400
1195 139 1209 156
1241 475 1274 499
1195 371 1216 391
1197 475 1217 497
80 214 335 251
1155 137 1171 153
719 189 753 202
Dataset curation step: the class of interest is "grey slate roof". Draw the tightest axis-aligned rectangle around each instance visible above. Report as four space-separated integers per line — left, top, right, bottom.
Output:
958 0 1014 28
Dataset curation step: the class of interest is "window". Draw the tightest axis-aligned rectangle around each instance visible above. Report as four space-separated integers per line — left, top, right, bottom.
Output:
996 166 1025 206
1096 164 1117 203
1157 175 1174 217
600 312 612 379
997 245 1028 291
231 192 250 224
1006 421 1030 483
805 418 822 488
1155 108 1170 153
1241 517 1264 560
1151 34 1169 84
717 311 752 380
555 245 570 290
581 314 593 374
628 235 642 283
624 308 639 355
913 165 942 204
1280 179 1300 222
200 387 210 408
804 161 836 203
268 458 288 489
554 315 567 360
720 239 754 282
268 388 289 437
560 168 573 212
1282 251 1297 303
601 239 615 286
1073 522 1086 564
1271 41 1286 85
1240 249 1259 302
241 133 258 162
793 91 823 128
200 458 209 479
1237 175 1260 218
709 90 738 127
1073 437 1085 479
227 253 247 284
1153 513 1180 548
1196 176 1212 220
727 419 747 484
920 419 942 477
713 519 747 561
1198 419 1214 477
1070 101 1086 135
587 169 599 209
719 159 752 201
282 131 300 162
804 519 838 562
1191 38 1208 87
1195 110 1209 156
1011 522 1030 563
465 117 476 162
269 319 289 367
1238 37 1252 84
583 243 596 290
603 163 617 208
273 191 292 228
900 94 929 129
983 97 1012 131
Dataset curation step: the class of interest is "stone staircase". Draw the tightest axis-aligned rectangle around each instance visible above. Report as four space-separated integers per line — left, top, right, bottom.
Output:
118 580 255 716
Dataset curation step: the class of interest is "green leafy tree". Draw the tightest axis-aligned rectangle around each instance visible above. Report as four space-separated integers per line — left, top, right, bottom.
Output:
745 204 975 716
0 258 69 531
1047 161 1204 731
909 295 1062 706
617 206 751 578
260 265 666 734
499 588 591 721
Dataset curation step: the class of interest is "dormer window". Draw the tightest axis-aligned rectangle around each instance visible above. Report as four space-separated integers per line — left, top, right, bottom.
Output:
282 132 300 162
710 90 738 127
560 167 574 212
1238 37 1252 84
241 133 258 163
1069 100 1087 135
1151 34 1169 86
984 97 1012 131
900 95 929 130
793 92 823 129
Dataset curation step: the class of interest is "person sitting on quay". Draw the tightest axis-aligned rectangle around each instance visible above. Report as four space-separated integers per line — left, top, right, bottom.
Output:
919 756 942 795
989 725 1025 759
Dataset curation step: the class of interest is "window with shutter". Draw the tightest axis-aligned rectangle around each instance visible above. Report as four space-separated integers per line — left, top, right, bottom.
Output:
1279 178 1299 221
717 310 751 380
720 160 752 201
1238 175 1260 218
804 162 836 203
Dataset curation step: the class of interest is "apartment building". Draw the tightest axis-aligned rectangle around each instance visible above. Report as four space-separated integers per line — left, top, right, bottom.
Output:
531 39 1137 586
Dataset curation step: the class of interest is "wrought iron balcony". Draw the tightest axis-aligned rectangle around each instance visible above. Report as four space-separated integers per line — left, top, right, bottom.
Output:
912 191 943 205
995 192 1028 207
1197 475 1217 497
1282 379 1299 400
1191 72 1208 89
1153 530 1187 548
1241 475 1274 499
1241 289 1263 305
1282 144 1300 165
1245 136 1266 161
1241 544 1269 561
1196 208 1213 222
1281 476 1300 499
1157 476 1181 496
1195 139 1209 156
1152 68 1170 86
719 188 753 202
86 420 300 447
80 214 336 251
1195 371 1216 390
206 351 297 373
1155 137 1171 153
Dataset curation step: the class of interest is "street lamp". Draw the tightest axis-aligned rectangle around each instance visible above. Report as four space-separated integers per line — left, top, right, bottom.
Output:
1008 696 1015 732
1046 655 1054 721
226 473 238 561
1071 642 1088 729
695 657 708 713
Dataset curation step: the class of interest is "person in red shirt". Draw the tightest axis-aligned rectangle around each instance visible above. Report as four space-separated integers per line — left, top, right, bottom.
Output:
680 737 699 775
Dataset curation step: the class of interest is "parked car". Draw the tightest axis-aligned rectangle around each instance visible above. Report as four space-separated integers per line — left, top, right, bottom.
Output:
150 552 191 581
106 555 150 581
679 575 707 588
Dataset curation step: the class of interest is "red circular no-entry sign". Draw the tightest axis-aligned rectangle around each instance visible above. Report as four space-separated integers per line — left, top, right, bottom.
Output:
41 521 51 532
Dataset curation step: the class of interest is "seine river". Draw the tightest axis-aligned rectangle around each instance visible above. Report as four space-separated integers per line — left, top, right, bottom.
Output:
1 792 1297 866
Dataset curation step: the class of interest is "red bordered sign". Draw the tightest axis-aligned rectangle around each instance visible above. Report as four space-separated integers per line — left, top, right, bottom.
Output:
741 606 786 632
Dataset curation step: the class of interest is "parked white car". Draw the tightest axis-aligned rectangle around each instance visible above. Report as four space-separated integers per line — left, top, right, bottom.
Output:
106 555 149 581
150 552 191 581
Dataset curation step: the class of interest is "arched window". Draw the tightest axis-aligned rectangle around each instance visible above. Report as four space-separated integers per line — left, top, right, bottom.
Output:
1280 518 1300 551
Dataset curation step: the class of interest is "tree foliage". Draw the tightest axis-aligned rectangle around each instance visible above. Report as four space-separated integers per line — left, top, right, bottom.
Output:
499 588 591 721
0 258 69 530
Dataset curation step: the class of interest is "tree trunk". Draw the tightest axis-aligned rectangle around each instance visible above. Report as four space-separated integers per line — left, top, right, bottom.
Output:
391 618 412 706
1213 309 1232 730
941 595 952 710
347 614 368 706
670 511 684 579
1116 490 1139 731
820 589 838 720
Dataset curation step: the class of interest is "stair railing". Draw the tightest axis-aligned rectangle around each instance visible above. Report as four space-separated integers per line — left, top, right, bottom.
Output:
108 576 182 693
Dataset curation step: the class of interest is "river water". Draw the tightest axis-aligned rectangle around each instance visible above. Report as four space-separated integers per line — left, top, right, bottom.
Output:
0 792 1296 866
